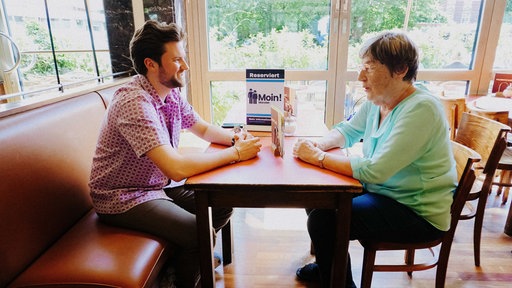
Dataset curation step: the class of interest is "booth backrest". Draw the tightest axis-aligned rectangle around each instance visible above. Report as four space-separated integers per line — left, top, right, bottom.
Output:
96 85 119 107
0 92 106 286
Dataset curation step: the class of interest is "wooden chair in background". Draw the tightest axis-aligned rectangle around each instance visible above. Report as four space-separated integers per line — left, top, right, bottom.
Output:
493 148 512 205
467 108 509 126
358 141 481 288
453 112 510 266
466 104 512 206
439 95 466 140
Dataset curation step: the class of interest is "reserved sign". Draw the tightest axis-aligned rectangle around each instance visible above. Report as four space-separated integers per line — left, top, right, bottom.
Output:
246 69 285 131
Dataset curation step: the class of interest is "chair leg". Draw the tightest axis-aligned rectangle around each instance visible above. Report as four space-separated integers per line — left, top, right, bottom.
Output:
473 214 483 266
501 170 511 205
473 192 489 267
435 244 452 288
361 248 377 288
405 249 415 277
496 170 504 196
221 219 233 265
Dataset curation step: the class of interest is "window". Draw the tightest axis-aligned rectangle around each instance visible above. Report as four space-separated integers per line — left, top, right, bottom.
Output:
187 0 509 126
492 0 512 84
0 0 114 103
1 0 509 120
0 0 181 107
495 0 512 70
349 0 486 98
200 0 334 126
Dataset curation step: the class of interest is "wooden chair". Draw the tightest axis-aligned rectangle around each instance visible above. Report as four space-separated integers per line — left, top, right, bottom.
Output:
466 105 512 205
358 141 481 288
439 95 466 139
493 147 512 205
466 102 509 126
453 112 510 266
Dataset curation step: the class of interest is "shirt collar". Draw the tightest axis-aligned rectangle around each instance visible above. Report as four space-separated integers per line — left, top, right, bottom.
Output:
134 75 168 108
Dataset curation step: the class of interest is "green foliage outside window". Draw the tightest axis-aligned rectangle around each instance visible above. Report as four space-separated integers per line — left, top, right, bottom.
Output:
23 21 77 75
207 0 512 124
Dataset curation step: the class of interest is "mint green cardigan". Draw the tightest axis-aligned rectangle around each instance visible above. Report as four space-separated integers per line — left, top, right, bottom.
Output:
335 86 457 231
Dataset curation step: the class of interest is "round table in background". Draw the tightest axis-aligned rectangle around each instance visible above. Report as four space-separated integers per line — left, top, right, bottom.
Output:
468 96 512 126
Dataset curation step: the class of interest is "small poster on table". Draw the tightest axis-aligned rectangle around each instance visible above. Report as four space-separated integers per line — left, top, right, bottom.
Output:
246 69 285 131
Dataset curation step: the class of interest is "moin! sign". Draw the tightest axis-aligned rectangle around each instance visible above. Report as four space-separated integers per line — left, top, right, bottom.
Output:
246 69 285 131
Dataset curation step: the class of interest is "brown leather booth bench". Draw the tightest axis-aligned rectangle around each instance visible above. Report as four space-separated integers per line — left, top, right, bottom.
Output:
0 83 171 287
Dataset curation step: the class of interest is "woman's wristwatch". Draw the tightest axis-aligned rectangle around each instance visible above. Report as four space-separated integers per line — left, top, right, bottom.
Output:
318 152 326 168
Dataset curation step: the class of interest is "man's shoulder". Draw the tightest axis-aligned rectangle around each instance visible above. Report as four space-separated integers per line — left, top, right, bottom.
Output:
112 76 155 104
116 75 147 94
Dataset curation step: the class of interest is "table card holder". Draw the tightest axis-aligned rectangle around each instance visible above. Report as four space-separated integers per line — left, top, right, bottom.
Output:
271 105 284 157
246 69 285 131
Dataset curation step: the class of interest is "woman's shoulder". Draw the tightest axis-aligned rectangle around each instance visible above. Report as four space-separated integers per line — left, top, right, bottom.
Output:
403 84 442 110
394 85 446 129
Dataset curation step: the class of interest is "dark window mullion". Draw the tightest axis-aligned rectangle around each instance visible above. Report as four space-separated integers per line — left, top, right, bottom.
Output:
43 0 61 91
83 0 100 82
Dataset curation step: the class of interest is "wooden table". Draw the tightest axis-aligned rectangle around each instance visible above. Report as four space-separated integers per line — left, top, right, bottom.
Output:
467 96 512 126
185 136 363 288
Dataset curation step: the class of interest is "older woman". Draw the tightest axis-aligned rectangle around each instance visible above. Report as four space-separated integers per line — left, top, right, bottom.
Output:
293 31 457 288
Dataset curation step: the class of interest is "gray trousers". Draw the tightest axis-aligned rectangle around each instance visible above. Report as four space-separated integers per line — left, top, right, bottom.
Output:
98 186 233 288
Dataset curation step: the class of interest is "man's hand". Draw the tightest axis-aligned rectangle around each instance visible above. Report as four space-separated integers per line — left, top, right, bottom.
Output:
233 137 262 162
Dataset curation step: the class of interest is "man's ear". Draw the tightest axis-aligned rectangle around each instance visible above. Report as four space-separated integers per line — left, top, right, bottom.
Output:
144 58 157 71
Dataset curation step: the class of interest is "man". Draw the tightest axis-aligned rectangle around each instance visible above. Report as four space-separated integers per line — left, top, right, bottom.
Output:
89 20 262 287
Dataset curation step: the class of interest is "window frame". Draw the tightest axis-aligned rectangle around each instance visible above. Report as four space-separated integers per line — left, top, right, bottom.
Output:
185 0 347 127
185 0 509 127
1 0 509 120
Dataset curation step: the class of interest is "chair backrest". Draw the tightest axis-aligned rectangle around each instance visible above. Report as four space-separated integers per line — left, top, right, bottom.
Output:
450 141 481 217
468 108 509 126
439 96 466 140
438 141 480 272
454 112 510 175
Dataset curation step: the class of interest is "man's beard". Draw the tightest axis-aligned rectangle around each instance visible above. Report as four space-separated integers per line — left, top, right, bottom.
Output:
159 70 184 89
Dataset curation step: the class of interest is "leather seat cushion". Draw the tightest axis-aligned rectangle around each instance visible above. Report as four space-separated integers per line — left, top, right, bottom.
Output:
9 211 171 288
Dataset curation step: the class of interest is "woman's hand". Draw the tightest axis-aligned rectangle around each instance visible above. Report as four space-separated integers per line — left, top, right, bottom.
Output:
293 139 325 167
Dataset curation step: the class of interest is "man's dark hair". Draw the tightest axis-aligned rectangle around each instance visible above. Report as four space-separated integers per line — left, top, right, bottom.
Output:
129 20 186 75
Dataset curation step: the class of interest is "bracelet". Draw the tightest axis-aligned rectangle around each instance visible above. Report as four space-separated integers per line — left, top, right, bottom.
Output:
234 146 241 162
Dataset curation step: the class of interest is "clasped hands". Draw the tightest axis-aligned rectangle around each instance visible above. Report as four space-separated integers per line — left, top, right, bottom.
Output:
293 138 325 167
232 128 261 162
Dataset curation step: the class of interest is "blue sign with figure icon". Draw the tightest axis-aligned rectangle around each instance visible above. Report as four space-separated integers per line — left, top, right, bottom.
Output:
246 69 285 131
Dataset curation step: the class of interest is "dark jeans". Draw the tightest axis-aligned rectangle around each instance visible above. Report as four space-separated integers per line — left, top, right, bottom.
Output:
306 192 445 288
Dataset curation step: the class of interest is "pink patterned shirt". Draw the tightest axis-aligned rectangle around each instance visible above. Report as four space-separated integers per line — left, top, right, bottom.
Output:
89 75 199 214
